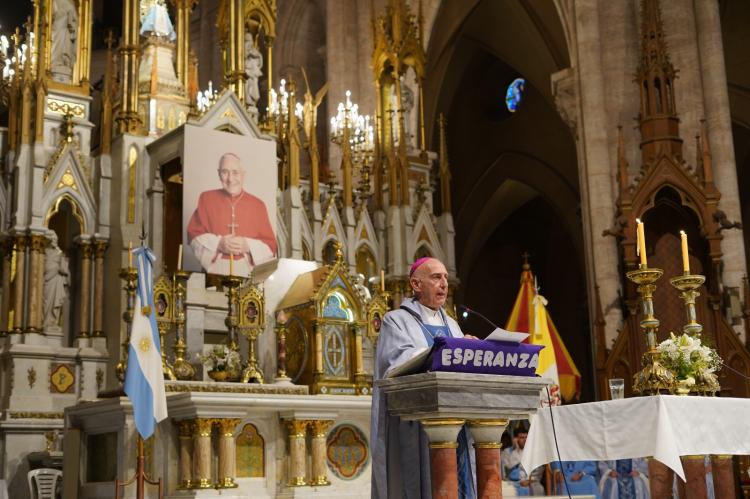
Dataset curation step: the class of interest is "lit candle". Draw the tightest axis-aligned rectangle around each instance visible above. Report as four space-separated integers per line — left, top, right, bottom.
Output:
380 270 385 293
229 253 234 276
636 218 647 266
177 244 183 271
680 230 690 274
128 241 133 268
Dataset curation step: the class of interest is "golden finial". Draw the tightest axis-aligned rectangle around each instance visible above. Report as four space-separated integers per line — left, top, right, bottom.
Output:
334 240 344 263
521 251 530 270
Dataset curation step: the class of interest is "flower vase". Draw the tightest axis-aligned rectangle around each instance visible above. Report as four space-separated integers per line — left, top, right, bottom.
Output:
208 369 229 382
674 378 693 396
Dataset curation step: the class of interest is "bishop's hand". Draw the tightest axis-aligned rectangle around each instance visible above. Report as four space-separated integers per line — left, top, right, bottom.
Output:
218 235 247 256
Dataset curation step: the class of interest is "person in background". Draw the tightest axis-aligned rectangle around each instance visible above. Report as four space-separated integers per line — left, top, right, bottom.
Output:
599 458 650 499
502 424 544 496
552 460 601 499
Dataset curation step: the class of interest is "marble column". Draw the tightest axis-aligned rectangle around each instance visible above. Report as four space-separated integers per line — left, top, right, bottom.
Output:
216 418 241 488
422 419 464 499
11 235 27 335
284 419 308 486
192 418 214 489
177 420 194 489
26 234 46 334
694 0 748 305
0 238 12 333
681 455 708 499
78 239 93 339
648 459 674 499
92 240 108 337
308 420 333 486
468 419 508 499
710 455 736 499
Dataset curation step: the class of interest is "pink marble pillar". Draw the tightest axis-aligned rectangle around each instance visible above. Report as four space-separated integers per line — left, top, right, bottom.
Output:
422 419 464 499
681 455 708 499
468 419 508 499
648 459 674 499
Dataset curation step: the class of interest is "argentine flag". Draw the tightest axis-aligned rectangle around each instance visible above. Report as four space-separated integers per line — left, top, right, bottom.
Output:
124 246 168 439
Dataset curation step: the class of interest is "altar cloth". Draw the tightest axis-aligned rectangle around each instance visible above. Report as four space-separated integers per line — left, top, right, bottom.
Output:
522 395 750 480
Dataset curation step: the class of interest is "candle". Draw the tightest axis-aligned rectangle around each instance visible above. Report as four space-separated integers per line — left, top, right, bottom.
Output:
128 241 133 267
229 253 234 276
636 218 647 266
680 230 690 274
177 244 183 271
380 270 385 293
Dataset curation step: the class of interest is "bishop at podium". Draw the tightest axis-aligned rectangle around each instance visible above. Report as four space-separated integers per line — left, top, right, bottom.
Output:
371 257 478 499
187 152 277 275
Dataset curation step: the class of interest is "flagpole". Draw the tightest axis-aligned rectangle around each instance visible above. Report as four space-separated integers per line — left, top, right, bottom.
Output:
114 434 163 499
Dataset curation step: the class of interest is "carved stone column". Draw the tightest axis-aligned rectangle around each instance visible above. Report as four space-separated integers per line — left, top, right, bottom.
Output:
11 235 27 335
26 234 47 334
468 419 508 499
0 238 13 333
648 459 674 499
710 455 736 499
177 420 194 489
308 420 333 486
681 455 708 499
284 419 308 486
352 323 366 390
192 418 214 489
78 239 93 339
92 240 108 337
422 419 464 499
216 418 241 489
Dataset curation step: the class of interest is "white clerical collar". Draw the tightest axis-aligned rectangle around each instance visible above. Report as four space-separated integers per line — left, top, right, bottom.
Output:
418 302 443 326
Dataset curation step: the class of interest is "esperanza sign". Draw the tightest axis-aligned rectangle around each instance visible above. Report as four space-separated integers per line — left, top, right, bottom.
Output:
429 337 544 377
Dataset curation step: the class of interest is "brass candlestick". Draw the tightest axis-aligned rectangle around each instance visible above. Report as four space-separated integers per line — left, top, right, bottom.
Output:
172 270 195 380
669 272 720 395
222 273 243 380
275 322 289 380
626 265 675 394
241 325 264 384
669 273 705 335
116 266 138 383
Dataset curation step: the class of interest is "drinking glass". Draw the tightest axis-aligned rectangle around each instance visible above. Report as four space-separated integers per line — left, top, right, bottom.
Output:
608 378 625 400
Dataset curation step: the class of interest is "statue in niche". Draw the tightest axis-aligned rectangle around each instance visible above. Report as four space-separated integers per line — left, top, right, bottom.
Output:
43 231 70 332
244 34 263 115
400 80 416 149
50 0 78 83
354 273 371 303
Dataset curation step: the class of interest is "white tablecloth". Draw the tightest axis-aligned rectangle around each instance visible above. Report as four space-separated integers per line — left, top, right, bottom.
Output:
522 395 750 480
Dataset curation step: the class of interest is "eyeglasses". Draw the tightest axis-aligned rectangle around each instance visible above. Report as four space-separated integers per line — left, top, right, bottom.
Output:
218 169 243 178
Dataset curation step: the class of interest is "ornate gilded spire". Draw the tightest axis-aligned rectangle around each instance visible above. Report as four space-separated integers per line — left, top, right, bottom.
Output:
636 0 682 165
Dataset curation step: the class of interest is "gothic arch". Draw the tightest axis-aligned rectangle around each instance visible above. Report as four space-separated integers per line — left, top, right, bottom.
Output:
40 147 97 234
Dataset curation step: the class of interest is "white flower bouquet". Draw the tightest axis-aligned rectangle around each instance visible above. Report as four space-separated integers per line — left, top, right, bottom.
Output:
203 344 241 373
656 332 721 389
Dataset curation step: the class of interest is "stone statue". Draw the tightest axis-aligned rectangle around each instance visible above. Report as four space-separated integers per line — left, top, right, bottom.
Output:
43 232 69 331
354 273 372 303
400 81 416 148
244 34 263 113
50 0 78 83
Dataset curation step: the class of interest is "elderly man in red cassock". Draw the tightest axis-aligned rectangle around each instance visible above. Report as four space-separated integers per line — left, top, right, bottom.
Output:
187 152 277 275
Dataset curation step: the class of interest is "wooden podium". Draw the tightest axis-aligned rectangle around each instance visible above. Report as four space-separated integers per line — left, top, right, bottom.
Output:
377 372 550 499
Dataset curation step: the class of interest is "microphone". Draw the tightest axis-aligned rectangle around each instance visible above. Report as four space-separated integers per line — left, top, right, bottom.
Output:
458 305 502 332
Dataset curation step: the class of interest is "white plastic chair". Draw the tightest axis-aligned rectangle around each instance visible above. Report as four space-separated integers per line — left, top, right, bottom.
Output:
27 469 62 499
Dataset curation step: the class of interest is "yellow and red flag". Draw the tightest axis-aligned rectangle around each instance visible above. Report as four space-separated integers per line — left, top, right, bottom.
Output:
505 262 581 402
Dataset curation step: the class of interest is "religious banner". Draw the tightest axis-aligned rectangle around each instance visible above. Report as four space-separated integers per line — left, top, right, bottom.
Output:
386 337 543 378
429 337 543 376
182 125 278 276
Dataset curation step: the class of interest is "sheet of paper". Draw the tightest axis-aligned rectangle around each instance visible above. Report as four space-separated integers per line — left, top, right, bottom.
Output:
485 328 529 344
384 347 432 378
